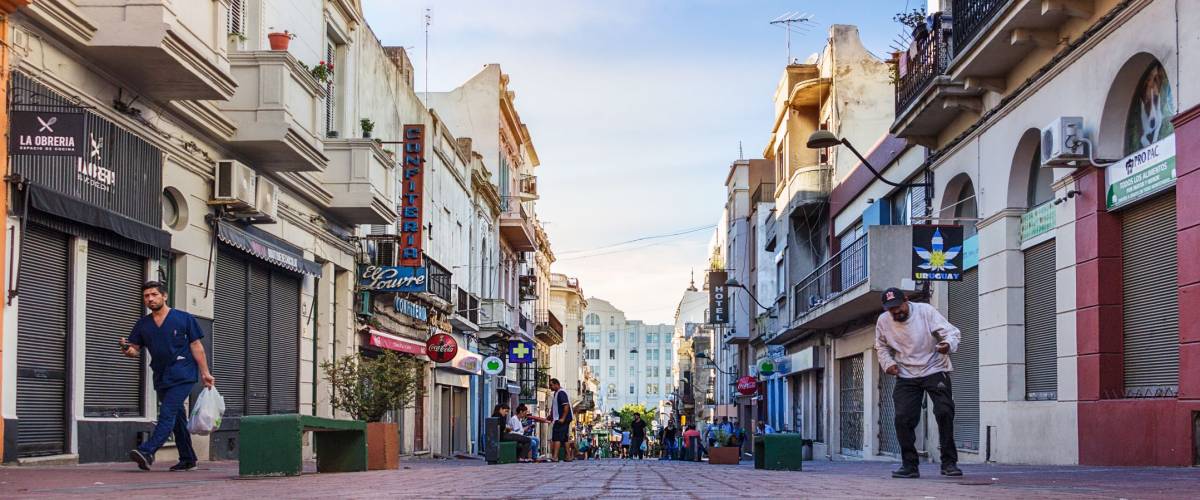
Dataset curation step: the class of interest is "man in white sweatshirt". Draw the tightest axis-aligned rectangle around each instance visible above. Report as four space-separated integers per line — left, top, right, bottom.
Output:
874 287 963 479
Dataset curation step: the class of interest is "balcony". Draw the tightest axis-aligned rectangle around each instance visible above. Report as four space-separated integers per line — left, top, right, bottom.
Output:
949 0 1091 83
218 51 328 172
423 255 453 304
519 274 538 302
770 225 918 345
322 139 396 224
535 310 564 346
478 298 516 335
891 15 983 140
74 0 236 101
452 287 480 332
499 199 535 251
519 175 539 201
782 164 833 215
519 312 532 338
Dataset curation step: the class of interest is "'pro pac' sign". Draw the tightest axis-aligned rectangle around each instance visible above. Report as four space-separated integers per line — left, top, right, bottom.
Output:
399 125 426 267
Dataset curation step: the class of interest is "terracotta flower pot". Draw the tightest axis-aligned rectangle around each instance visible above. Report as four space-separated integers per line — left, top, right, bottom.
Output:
267 32 292 51
366 421 400 470
708 446 740 464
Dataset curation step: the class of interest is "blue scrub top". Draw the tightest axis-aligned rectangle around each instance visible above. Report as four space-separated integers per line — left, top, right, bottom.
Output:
128 308 205 390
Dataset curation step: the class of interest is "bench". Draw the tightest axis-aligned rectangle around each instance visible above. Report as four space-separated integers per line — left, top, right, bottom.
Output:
495 441 518 464
753 433 804 471
239 414 367 477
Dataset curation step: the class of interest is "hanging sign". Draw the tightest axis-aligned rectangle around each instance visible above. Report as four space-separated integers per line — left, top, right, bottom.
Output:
508 340 534 364
911 225 964 281
708 270 728 324
399 124 426 267
425 333 458 363
358 265 427 293
736 376 757 396
757 359 775 377
1105 134 1176 211
483 356 505 375
10 110 85 157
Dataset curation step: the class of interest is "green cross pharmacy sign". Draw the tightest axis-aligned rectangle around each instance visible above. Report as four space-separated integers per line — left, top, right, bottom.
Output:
1106 134 1176 210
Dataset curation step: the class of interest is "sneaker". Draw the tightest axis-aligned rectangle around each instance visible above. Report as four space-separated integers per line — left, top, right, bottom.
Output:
169 461 198 472
940 463 963 476
891 466 920 479
129 449 153 471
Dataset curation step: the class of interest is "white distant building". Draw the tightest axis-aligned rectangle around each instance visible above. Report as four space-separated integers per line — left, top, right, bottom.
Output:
583 298 675 414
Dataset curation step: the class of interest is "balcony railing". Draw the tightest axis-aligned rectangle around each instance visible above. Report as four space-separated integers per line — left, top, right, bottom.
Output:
499 197 536 251
794 234 869 320
455 287 480 325
479 298 516 332
535 310 564 346
953 0 1010 58
424 255 453 303
895 16 951 115
519 175 539 200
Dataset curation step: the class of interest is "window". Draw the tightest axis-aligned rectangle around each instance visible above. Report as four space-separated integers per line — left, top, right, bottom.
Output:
628 332 637 345
607 383 617 396
586 313 600 325
646 384 658 395
666 367 672 378
646 333 658 344
323 40 338 136
665 383 674 395
585 349 599 360
628 366 636 377
608 349 615 360
646 366 658 378
776 260 785 297
608 366 616 378
608 332 617 344
647 349 659 360
628 351 637 362
585 333 600 345
629 384 635 395
610 316 614 325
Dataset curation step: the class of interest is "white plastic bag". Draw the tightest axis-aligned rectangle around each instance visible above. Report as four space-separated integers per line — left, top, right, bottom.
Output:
188 387 225 435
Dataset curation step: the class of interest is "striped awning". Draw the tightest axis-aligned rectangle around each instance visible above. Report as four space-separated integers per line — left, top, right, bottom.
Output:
216 220 322 276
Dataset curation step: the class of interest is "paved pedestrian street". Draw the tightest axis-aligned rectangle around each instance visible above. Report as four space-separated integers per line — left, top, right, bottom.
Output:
1 458 1196 499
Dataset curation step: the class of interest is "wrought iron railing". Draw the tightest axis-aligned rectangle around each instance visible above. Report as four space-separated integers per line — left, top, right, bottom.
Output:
895 16 951 115
793 234 869 321
456 287 479 324
952 0 1010 57
424 255 453 302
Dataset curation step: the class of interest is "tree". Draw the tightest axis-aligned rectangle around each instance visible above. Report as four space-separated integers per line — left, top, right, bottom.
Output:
321 351 424 422
610 403 656 431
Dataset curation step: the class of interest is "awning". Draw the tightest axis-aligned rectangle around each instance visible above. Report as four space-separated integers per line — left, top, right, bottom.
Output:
364 328 428 359
216 220 322 276
25 182 171 249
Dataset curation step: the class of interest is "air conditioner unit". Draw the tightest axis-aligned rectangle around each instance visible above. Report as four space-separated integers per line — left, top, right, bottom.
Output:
1040 117 1087 166
249 177 279 223
368 222 398 236
211 160 256 207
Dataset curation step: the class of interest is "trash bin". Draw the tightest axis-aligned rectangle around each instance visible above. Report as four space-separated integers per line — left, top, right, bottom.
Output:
753 433 803 471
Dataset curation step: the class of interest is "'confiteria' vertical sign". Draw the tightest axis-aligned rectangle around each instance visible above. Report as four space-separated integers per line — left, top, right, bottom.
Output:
400 124 426 267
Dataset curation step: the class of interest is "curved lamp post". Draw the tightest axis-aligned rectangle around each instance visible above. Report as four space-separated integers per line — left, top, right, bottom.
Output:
806 130 931 189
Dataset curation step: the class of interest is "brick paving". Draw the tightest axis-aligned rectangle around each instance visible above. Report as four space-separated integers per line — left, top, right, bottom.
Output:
1 457 1197 499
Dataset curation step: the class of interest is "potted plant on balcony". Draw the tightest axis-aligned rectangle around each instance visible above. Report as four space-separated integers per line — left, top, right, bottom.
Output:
361 118 375 139
267 29 296 51
708 428 740 464
310 60 334 84
321 350 422 470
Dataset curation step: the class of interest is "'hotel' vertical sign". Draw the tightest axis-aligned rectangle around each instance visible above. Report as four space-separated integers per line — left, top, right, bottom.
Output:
400 125 426 267
709 270 728 324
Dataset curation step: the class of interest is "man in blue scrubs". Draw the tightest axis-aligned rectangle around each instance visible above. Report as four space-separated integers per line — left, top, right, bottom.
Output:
120 281 215 471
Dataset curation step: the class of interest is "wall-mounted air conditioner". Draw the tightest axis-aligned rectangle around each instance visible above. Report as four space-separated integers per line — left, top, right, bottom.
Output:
249 177 278 223
1040 117 1088 166
211 159 256 207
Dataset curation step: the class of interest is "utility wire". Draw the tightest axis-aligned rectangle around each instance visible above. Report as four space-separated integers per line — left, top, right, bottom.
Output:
556 230 712 261
556 224 715 256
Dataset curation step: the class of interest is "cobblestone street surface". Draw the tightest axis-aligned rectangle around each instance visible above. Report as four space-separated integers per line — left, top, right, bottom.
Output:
1 458 1197 499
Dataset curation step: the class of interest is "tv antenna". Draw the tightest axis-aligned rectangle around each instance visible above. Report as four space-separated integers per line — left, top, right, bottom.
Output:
424 8 431 106
770 12 815 64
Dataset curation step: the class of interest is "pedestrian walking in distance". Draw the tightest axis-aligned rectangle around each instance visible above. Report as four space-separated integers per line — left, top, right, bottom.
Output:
547 378 574 462
121 281 215 472
874 287 963 479
630 413 647 459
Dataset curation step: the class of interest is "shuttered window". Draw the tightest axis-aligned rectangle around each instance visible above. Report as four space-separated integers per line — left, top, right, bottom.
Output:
1121 192 1178 397
84 243 146 417
16 224 71 457
227 0 244 34
324 42 336 136
1023 241 1057 400
948 270 980 450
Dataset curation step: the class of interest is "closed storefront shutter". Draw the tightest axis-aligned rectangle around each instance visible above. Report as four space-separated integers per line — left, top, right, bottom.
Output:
16 224 71 457
838 354 863 455
879 373 900 455
270 271 301 413
1024 241 1058 400
84 243 145 417
246 265 271 415
948 270 980 450
214 250 248 416
1121 192 1178 397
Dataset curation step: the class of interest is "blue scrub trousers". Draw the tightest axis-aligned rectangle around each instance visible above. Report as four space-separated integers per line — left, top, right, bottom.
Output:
137 382 197 462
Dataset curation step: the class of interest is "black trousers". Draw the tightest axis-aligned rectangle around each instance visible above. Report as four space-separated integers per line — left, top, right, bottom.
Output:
893 371 958 467
630 436 645 459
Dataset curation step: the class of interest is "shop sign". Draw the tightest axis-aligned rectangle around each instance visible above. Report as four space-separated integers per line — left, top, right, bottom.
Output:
1106 134 1176 211
508 340 534 364
736 376 757 396
10 110 85 156
482 356 505 375
425 333 458 363
1020 202 1056 242
911 225 964 281
757 359 775 376
367 330 427 357
393 297 428 321
962 234 979 271
451 350 482 375
708 270 728 324
358 265 427 293
399 124 426 267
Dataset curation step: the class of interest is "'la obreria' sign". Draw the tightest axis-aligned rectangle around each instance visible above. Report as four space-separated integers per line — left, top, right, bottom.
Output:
358 265 427 293
10 110 85 156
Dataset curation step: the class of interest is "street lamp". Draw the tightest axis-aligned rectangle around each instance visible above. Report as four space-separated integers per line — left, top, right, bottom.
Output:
695 352 737 376
806 130 931 189
724 277 775 313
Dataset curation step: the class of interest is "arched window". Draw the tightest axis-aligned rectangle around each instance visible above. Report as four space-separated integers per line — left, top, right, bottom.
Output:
586 313 600 325
1027 150 1053 209
1124 62 1174 155
953 180 978 239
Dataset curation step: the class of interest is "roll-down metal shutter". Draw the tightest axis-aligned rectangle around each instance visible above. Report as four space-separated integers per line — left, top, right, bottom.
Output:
838 354 863 455
214 250 248 416
948 270 980 450
269 271 300 413
246 265 271 415
879 373 900 455
84 243 145 417
1122 192 1178 397
1024 240 1058 400
16 224 71 457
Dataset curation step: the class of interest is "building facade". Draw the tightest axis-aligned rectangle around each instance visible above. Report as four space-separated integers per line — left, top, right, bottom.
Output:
583 298 674 414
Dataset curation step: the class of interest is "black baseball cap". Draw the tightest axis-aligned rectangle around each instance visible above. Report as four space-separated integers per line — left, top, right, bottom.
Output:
881 287 906 309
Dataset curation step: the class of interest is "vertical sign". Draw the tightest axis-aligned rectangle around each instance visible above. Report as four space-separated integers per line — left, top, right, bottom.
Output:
708 270 728 324
911 225 964 281
399 124 426 267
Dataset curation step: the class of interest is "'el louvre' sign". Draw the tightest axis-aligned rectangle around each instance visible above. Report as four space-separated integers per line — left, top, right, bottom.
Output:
399 125 426 267
358 265 427 293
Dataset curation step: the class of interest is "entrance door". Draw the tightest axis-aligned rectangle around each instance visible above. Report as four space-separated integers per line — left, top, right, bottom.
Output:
453 387 468 453
440 386 452 456
838 354 864 456
16 225 71 457
948 269 980 450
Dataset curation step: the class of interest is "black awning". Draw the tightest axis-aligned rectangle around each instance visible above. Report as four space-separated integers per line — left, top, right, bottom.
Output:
25 182 171 249
215 220 323 276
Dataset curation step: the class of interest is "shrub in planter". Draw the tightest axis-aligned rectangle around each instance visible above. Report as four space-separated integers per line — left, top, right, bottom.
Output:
708 427 740 464
321 351 423 470
360 118 375 139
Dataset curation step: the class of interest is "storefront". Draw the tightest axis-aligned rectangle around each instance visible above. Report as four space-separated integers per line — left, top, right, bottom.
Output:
5 72 171 462
433 342 480 457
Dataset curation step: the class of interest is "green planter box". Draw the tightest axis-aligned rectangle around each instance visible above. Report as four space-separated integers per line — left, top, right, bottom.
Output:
753 433 804 471
239 414 367 477
495 441 517 464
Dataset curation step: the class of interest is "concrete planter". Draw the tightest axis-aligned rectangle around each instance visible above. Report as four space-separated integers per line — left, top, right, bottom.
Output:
366 422 399 470
708 446 740 464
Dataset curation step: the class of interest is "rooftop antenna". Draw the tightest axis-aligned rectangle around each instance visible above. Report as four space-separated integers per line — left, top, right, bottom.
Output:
738 141 744 160
424 7 431 106
769 12 815 64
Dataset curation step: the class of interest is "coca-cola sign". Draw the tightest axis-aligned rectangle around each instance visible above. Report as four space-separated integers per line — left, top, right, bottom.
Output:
736 375 757 396
425 333 458 363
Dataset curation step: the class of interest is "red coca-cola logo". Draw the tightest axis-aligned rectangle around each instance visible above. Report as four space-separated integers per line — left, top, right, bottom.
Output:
736 376 757 396
425 333 458 363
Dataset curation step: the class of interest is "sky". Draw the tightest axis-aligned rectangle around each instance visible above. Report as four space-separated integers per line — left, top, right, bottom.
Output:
362 0 906 324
